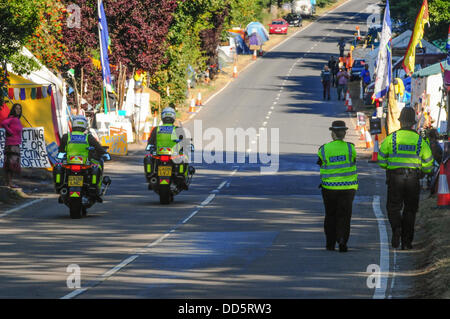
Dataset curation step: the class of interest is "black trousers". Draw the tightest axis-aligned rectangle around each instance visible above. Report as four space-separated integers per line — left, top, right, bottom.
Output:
386 170 420 245
322 80 331 99
321 188 356 247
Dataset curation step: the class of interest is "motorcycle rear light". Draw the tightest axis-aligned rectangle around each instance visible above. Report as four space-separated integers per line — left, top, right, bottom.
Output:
160 155 170 162
71 165 81 172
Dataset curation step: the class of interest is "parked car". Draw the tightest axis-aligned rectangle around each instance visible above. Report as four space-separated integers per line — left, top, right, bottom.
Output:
269 19 289 35
283 13 303 27
350 59 366 81
292 0 313 18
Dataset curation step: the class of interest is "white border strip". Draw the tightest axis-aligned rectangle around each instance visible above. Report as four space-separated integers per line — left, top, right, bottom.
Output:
0 198 44 218
372 195 389 299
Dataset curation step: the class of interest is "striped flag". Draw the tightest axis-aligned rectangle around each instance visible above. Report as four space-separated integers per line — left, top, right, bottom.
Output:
98 0 112 113
373 0 392 99
403 0 429 75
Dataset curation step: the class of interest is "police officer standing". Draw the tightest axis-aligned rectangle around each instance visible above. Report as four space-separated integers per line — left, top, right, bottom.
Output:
378 107 433 250
317 121 358 252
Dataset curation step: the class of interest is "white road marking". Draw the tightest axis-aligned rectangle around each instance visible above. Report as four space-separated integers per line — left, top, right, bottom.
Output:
372 195 390 299
388 250 398 299
0 198 44 218
200 194 215 207
102 255 139 278
217 181 227 190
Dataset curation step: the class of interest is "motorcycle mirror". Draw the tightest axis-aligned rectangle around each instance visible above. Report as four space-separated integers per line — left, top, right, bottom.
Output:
178 135 184 141
57 152 66 160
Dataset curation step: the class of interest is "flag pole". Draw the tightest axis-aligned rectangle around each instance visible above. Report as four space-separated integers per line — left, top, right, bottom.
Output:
98 0 109 115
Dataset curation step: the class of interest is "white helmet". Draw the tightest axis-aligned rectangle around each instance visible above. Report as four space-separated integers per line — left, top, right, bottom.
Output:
161 107 176 123
72 115 88 131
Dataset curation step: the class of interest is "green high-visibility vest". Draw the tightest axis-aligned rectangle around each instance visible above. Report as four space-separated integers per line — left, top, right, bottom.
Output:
318 140 358 190
156 124 178 155
66 131 89 164
378 129 433 173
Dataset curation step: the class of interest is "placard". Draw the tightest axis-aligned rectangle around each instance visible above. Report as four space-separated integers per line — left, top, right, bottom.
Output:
100 134 128 156
357 112 366 126
0 127 51 168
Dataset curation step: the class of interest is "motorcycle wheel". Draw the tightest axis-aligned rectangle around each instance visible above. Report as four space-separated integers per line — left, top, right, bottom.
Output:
69 198 82 219
159 186 171 205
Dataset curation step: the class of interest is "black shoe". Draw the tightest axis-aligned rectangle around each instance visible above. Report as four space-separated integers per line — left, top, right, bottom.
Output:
338 239 348 252
401 242 413 250
326 244 335 251
327 96 330 100
392 228 401 249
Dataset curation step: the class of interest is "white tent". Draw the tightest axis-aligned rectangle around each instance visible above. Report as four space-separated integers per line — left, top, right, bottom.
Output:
365 30 442 79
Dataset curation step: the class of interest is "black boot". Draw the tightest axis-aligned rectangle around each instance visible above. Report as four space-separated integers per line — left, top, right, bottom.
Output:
338 239 348 252
392 228 401 249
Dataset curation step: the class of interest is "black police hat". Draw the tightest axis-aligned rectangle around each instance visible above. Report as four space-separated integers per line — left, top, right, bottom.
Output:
329 120 348 131
398 107 416 126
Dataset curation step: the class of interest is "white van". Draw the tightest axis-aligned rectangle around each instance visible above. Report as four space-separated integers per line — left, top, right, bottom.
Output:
292 0 313 17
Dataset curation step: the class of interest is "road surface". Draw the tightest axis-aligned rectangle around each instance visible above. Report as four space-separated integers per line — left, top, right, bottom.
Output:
0 0 412 299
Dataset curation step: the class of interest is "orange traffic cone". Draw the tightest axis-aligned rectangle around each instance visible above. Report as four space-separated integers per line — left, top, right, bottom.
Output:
188 97 197 113
196 92 202 106
437 162 450 207
359 126 366 140
369 134 379 163
252 49 257 60
365 130 374 149
346 97 354 112
233 64 238 78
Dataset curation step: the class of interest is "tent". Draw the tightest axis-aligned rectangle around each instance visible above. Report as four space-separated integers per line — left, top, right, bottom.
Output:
2 72 61 146
245 22 269 47
4 47 69 141
411 60 449 132
365 30 442 79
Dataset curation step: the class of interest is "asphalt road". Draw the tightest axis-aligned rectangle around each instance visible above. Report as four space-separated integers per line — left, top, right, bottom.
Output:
0 0 412 299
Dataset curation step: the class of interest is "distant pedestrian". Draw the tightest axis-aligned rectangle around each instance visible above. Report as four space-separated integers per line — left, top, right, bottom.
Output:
320 65 331 100
328 56 337 87
336 67 349 100
317 121 358 252
360 64 371 92
338 37 346 57
1 104 23 188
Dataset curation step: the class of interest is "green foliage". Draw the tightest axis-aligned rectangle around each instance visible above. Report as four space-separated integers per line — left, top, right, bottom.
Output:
0 0 40 105
387 0 450 42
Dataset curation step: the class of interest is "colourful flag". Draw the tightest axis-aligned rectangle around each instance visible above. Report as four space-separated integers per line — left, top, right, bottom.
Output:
402 0 429 75
98 0 112 114
373 0 392 99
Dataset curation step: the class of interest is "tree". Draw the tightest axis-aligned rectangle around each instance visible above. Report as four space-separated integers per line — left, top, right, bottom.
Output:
105 0 178 76
61 0 102 107
387 0 450 42
26 0 67 72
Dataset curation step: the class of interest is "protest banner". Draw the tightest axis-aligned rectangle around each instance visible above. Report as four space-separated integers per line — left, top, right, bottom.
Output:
100 134 128 156
0 127 51 168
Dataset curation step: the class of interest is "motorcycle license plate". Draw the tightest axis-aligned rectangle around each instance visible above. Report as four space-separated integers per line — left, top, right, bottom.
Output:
158 166 172 177
68 176 83 187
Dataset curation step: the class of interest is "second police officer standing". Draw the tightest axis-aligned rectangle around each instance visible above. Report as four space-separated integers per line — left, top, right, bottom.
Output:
378 107 434 250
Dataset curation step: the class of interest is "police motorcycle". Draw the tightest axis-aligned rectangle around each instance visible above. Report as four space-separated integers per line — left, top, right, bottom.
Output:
144 135 195 205
53 146 112 219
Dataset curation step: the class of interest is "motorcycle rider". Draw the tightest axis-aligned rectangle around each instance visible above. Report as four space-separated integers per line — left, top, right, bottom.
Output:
146 106 191 190
57 115 109 198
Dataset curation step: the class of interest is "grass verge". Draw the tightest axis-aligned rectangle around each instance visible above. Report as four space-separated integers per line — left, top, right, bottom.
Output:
412 195 450 298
